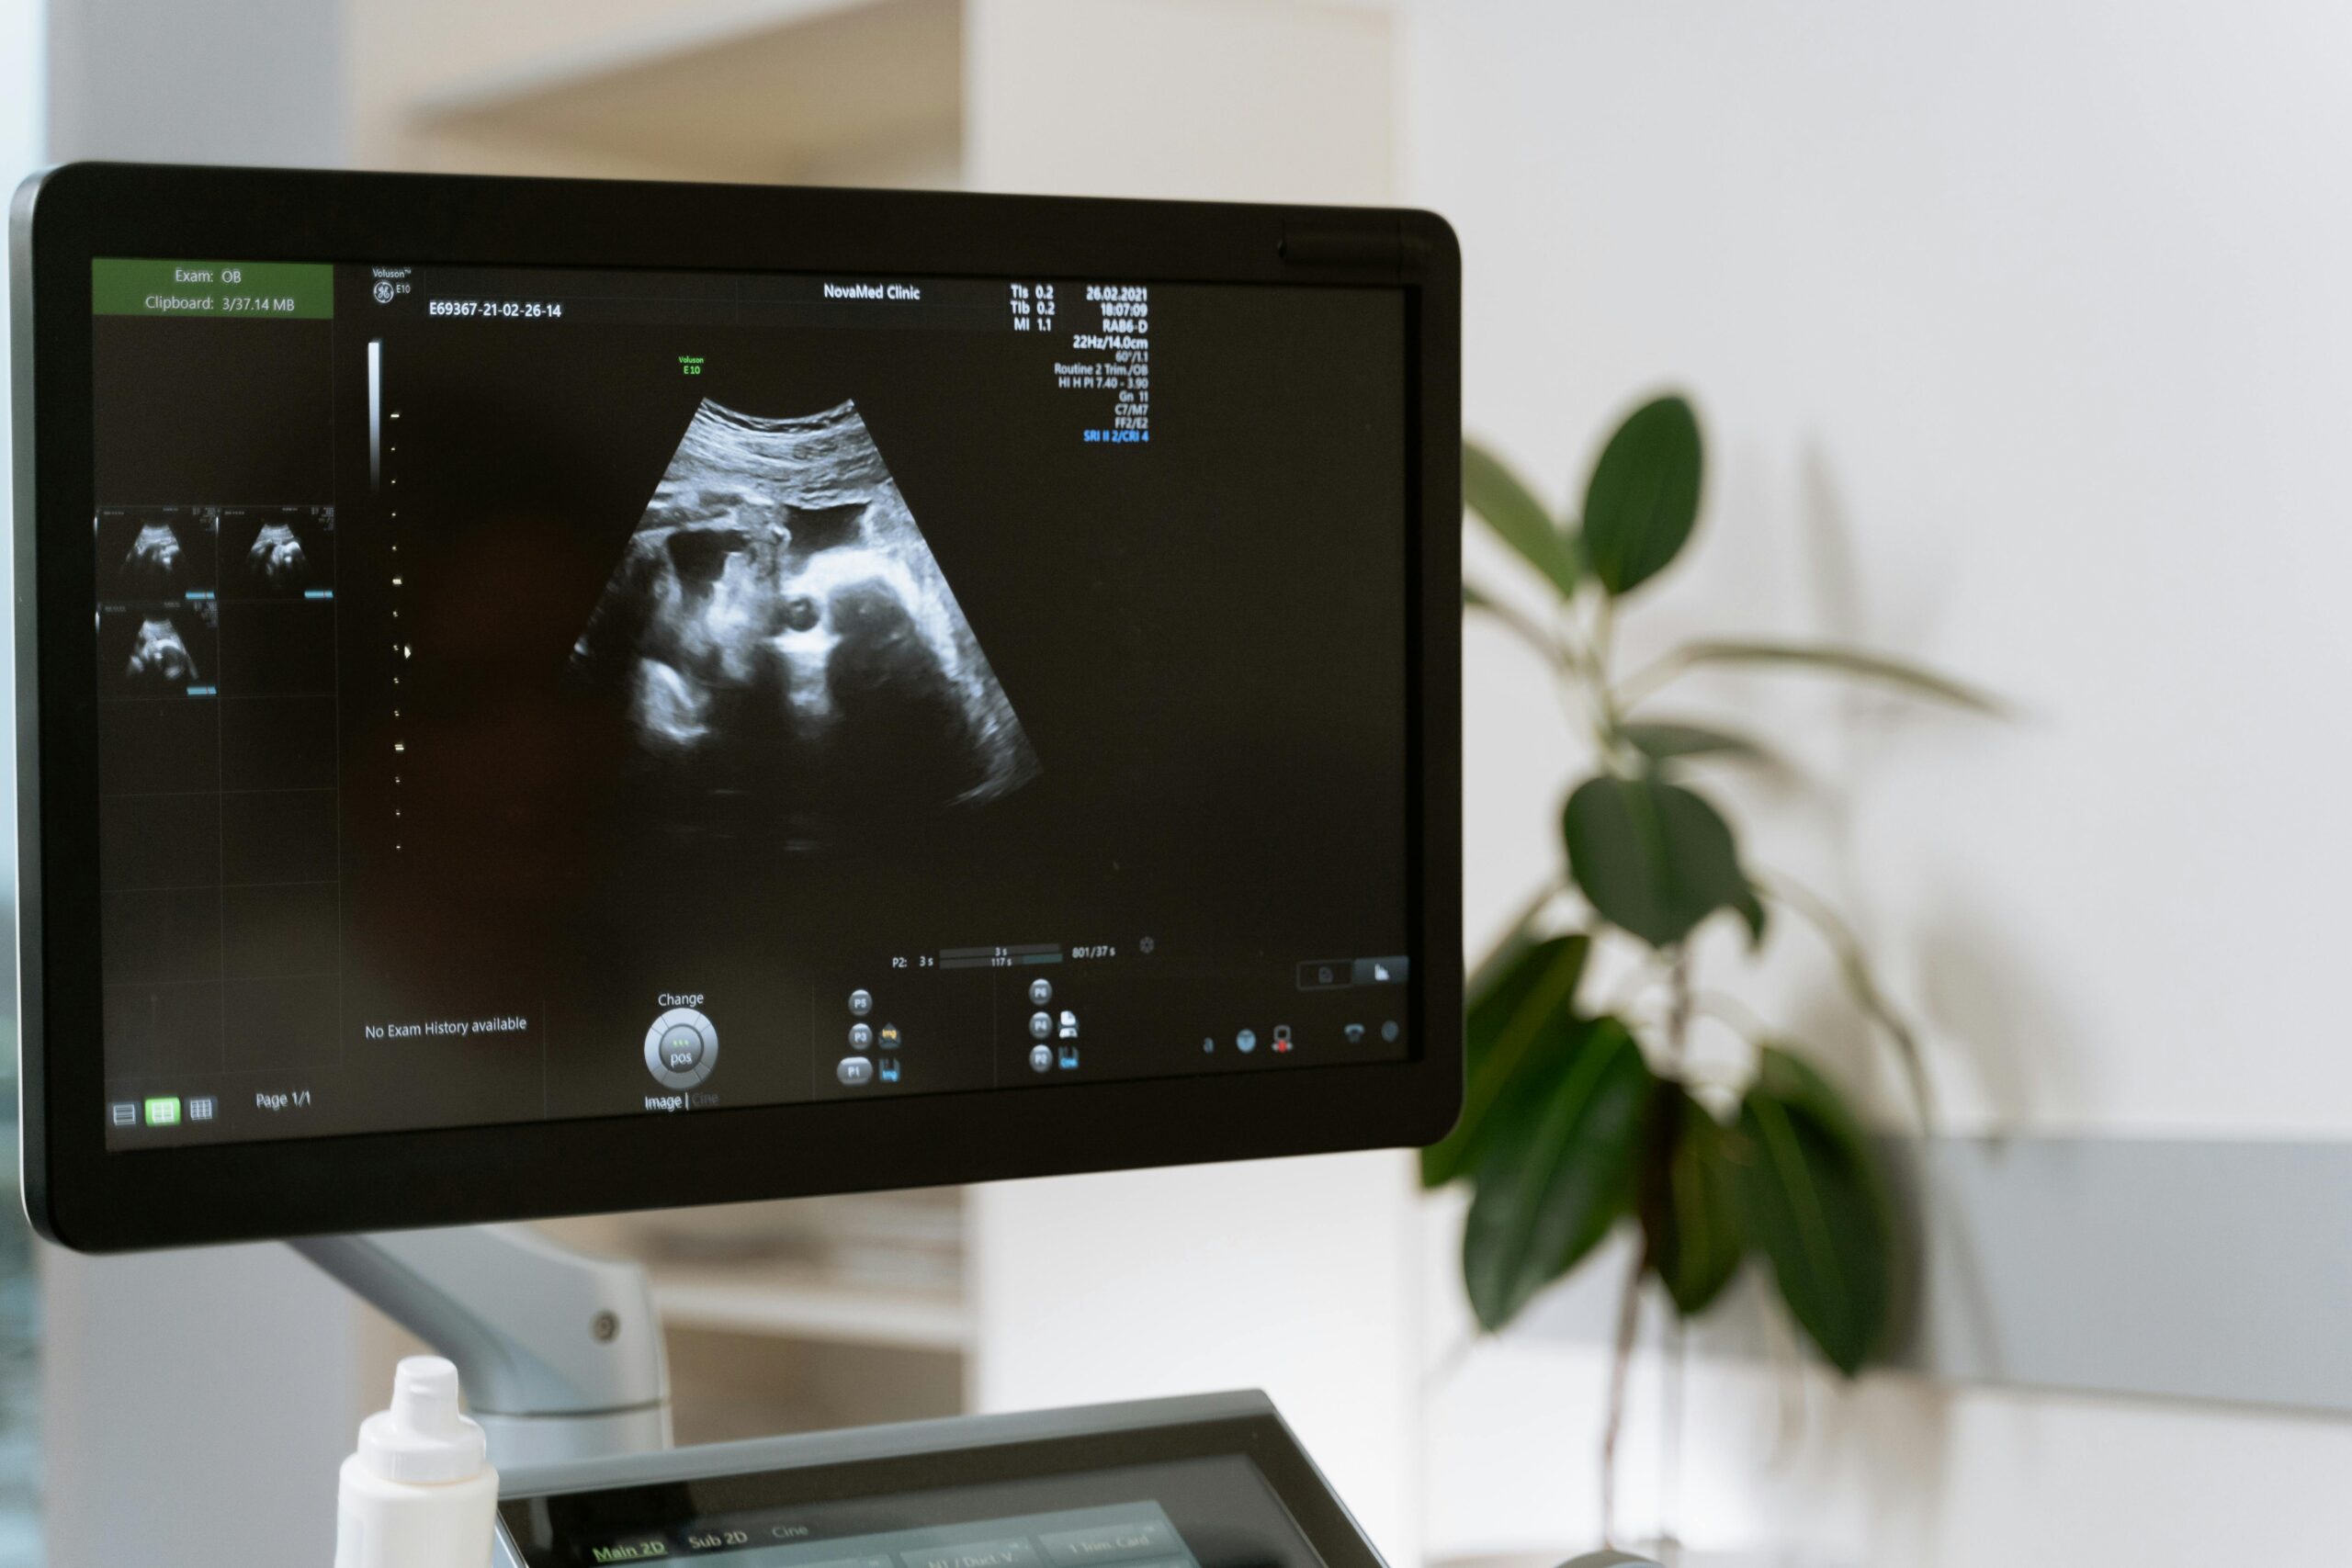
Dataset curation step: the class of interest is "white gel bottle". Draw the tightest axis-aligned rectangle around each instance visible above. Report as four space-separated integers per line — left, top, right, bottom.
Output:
335 1356 501 1568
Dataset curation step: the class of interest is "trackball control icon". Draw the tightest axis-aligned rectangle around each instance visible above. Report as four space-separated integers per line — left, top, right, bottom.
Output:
645 1007 719 1089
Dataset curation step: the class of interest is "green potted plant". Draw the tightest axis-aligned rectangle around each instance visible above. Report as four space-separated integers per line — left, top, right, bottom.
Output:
1430 393 1997 1546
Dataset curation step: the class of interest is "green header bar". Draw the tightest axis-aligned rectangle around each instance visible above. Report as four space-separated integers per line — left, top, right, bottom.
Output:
93 258 334 320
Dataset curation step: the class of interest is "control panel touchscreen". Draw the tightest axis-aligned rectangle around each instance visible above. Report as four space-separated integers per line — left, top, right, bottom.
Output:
85 255 1414 1148
502 1453 1335 1568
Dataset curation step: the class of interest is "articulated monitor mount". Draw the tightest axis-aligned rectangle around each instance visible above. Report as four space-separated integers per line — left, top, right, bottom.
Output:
293 1225 672 1469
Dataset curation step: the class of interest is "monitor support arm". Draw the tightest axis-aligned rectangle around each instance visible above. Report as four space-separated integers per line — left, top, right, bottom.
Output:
291 1224 673 1469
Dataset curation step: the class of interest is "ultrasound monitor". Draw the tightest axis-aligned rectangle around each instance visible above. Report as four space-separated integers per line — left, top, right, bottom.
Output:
9 164 1462 1251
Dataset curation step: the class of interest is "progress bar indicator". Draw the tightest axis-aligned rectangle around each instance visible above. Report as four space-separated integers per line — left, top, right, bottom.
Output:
940 943 1063 971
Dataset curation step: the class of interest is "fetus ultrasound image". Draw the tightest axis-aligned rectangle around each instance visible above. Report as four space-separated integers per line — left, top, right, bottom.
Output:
96 508 217 600
571 400 1039 842
101 603 218 694
221 508 335 598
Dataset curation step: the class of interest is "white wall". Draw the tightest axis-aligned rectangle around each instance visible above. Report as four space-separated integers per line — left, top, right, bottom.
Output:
967 0 1394 204
1407 0 2352 1561
47 0 342 166
0 1 35 197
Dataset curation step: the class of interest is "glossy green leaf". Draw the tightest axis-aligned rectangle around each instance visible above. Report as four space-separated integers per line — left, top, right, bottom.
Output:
1465 934 1588 1077
1464 440 1581 600
1658 639 2005 716
1562 774 1759 950
1580 395 1703 596
1462 1018 1654 1331
1422 932 1591 1189
1429 1007 1609 1196
1733 1045 1896 1374
1641 1082 1747 1316
1752 1043 1880 1151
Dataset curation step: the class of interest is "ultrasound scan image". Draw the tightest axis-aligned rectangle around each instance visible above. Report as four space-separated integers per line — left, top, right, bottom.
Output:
248 523 307 586
97 509 217 599
572 400 1038 840
125 524 188 591
222 510 334 598
103 603 217 695
128 617 198 684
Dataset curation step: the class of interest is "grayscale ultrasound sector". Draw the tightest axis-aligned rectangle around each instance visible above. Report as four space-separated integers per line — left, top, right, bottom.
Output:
572 399 1038 832
126 615 197 684
122 521 187 589
246 520 308 588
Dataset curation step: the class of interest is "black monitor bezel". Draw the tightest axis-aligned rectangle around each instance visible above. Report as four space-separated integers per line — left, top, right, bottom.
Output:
10 161 1463 1253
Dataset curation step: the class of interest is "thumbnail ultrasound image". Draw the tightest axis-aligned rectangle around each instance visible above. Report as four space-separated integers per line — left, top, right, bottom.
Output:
570 399 1039 843
220 509 335 598
101 603 219 695
96 508 217 600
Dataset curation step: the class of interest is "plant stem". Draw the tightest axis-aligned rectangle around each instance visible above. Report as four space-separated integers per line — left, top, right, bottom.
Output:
1554 612 1618 762
1471 592 1568 672
1660 1314 1686 1564
1693 987 1770 1045
1467 581 1621 752
1751 867 1936 1129
1664 949 1693 1073
1600 951 1691 1554
1554 660 1606 739
1600 1242 1645 1550
1586 596 1628 765
1613 641 1697 711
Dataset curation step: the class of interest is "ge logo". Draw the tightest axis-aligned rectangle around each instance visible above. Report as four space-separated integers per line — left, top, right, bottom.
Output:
372 280 397 304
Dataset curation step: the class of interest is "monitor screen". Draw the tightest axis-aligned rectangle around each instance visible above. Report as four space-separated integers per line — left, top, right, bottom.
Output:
15 164 1460 1247
84 256 1409 1146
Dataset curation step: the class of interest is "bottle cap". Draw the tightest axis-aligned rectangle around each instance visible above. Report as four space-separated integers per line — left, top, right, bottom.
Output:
356 1357 489 1485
